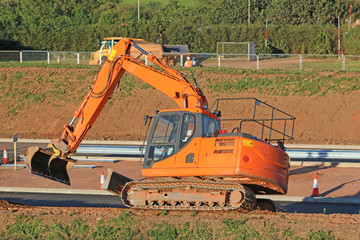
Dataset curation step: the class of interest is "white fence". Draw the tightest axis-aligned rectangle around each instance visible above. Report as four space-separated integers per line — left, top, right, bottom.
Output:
0 50 20 62
0 50 358 71
15 51 91 65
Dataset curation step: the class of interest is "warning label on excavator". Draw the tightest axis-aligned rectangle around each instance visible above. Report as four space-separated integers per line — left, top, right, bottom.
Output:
243 139 253 147
108 50 117 61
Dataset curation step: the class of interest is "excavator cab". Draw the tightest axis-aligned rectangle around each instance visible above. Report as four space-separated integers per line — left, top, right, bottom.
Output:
143 109 220 169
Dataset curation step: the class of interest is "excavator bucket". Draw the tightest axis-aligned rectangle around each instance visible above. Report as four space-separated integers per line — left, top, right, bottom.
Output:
24 146 76 185
101 169 133 195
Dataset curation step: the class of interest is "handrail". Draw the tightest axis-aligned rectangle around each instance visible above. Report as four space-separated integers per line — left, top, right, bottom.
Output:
210 98 295 143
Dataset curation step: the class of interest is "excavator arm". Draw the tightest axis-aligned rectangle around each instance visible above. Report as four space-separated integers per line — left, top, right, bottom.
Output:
24 38 208 184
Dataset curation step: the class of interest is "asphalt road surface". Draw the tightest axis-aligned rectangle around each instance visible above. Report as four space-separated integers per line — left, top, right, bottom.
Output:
1 192 359 214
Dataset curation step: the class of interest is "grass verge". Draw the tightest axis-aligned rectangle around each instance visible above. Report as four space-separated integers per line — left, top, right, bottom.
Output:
0 210 340 240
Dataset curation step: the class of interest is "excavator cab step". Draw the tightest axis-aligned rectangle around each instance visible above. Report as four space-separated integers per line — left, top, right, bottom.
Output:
24 146 76 185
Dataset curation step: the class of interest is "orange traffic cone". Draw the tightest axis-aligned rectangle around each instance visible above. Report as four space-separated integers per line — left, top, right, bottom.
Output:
311 174 320 196
3 146 9 164
57 57 60 64
100 170 105 190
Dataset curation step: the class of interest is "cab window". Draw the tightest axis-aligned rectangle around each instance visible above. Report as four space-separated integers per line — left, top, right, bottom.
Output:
180 114 195 148
148 145 174 162
152 114 179 143
202 115 220 137
149 114 179 161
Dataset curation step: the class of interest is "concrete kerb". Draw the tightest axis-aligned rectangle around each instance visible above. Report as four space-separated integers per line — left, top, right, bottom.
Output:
0 187 359 204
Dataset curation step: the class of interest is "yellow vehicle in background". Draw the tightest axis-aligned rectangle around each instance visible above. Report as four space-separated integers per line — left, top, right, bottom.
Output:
89 37 146 65
89 37 209 66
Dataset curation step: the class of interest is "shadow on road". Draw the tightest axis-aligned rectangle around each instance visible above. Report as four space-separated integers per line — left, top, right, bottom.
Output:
289 165 333 175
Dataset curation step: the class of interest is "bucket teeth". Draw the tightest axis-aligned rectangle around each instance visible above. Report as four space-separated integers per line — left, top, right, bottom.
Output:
31 170 71 185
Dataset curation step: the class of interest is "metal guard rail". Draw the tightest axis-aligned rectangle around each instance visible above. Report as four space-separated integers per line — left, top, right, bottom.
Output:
75 145 360 162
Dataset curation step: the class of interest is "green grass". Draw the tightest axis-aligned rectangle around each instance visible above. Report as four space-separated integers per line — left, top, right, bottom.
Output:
281 227 295 238
308 230 335 240
303 59 343 71
91 211 140 239
0 64 96 116
222 218 261 239
49 218 90 239
200 69 360 97
5 214 48 239
343 57 360 71
0 212 340 240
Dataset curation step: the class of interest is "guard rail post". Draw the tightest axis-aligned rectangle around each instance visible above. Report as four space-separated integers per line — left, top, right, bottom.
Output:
217 54 221 67
77 52 80 65
180 53 183 67
256 55 259 70
20 51 23 63
299 54 303 70
47 52 50 64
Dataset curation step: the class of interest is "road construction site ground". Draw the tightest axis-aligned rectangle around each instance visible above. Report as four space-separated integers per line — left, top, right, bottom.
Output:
1 159 360 239
1 158 359 199
0 67 360 238
0 66 359 199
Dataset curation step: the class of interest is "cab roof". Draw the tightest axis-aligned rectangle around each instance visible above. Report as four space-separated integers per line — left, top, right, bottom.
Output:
158 108 219 120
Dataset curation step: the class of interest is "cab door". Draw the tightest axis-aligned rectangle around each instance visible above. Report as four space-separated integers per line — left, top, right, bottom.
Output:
175 113 200 168
145 113 180 168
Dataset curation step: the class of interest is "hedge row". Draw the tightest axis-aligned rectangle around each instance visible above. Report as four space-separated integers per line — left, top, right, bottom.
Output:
0 0 359 54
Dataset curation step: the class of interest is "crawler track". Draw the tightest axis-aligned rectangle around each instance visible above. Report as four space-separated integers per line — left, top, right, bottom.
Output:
121 180 257 211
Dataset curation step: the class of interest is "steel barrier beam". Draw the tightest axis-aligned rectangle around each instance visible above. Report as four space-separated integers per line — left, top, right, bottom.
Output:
75 145 360 162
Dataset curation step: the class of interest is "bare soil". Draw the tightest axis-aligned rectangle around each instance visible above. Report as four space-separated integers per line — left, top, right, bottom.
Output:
1 67 360 239
1 67 360 144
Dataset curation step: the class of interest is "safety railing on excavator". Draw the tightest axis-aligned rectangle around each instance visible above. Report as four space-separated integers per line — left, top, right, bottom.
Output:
210 98 296 144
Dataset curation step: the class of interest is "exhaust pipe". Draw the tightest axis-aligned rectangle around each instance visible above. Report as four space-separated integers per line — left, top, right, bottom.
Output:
24 146 76 185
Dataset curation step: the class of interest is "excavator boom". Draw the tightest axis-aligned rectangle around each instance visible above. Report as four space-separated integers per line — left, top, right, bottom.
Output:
24 38 208 184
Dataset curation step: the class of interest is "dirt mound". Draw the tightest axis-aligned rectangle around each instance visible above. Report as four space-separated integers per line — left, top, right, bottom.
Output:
0 200 30 209
1 67 360 144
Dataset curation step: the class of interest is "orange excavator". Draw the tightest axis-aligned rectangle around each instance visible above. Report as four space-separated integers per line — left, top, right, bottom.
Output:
24 38 295 211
